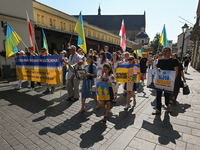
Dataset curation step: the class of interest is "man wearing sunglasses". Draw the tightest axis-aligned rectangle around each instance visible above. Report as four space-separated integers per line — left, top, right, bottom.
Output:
140 52 148 85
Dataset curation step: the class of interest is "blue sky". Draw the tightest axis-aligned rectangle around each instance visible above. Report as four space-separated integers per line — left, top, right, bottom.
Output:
37 0 198 43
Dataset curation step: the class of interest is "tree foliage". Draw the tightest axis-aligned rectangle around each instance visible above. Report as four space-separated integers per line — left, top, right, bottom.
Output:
150 33 162 54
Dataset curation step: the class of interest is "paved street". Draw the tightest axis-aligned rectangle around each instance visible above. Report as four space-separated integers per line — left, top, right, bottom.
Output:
0 66 200 150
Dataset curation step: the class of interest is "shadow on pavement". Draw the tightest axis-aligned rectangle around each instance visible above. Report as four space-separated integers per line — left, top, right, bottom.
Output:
79 120 107 148
39 110 93 135
170 101 191 117
142 111 181 145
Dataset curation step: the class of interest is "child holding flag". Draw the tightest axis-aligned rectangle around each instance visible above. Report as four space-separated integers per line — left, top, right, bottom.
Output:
98 64 116 122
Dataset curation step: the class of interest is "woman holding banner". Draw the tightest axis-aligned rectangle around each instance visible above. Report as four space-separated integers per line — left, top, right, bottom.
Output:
78 54 99 113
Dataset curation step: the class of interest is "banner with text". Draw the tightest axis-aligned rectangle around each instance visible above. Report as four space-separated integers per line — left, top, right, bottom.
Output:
147 69 176 93
16 55 62 85
115 64 140 85
96 82 110 101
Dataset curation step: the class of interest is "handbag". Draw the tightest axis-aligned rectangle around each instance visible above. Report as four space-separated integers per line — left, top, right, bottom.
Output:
183 83 190 95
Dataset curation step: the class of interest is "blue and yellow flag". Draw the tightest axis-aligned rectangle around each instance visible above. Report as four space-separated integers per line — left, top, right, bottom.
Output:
6 23 21 59
42 29 48 53
137 49 142 57
159 25 169 47
74 12 87 54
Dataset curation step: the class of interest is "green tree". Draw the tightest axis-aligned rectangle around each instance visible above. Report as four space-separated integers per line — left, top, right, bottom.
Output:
150 33 162 54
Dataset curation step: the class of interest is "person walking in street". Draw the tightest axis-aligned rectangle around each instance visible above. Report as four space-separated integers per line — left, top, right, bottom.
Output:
61 50 68 88
111 52 121 102
152 55 158 70
140 52 148 85
152 47 179 115
104 46 112 61
66 45 82 101
171 53 186 102
78 54 99 113
98 63 116 122
97 52 109 77
183 54 190 74
124 56 138 110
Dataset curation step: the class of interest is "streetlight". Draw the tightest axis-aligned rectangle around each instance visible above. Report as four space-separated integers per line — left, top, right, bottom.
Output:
181 23 189 59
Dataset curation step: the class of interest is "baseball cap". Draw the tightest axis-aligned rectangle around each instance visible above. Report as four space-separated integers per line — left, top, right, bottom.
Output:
60 50 67 54
68 45 76 50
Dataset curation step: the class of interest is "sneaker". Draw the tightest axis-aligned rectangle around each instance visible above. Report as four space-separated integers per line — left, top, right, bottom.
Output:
167 105 172 113
51 86 55 94
15 86 21 89
124 104 131 110
43 88 50 94
133 100 136 107
27 85 30 88
152 110 161 115
102 116 108 122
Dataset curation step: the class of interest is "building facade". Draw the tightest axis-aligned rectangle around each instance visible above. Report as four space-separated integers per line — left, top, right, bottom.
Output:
33 1 136 54
190 0 200 70
0 0 34 77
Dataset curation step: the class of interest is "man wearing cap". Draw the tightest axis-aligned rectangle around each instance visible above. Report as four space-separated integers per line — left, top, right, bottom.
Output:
152 47 179 115
66 45 82 101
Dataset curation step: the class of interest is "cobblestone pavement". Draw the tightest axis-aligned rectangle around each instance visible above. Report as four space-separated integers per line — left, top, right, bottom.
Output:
0 66 200 150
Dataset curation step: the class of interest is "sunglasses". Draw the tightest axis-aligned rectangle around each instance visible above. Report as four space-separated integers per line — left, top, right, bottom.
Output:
128 59 134 61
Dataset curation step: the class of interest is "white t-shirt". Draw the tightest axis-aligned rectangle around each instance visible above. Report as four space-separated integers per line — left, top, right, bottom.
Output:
153 59 158 69
67 53 81 79
97 58 109 77
122 59 129 65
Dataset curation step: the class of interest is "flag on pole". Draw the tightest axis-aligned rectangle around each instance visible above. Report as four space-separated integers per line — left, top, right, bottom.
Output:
6 23 22 59
159 24 169 47
74 12 87 54
98 44 100 52
119 19 126 52
42 29 49 53
25 11 34 51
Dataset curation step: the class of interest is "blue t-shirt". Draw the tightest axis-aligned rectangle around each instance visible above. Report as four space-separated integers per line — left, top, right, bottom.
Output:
106 52 112 59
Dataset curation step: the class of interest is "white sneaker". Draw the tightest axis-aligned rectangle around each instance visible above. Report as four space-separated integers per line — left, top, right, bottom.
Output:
124 104 131 110
15 86 21 89
29 88 34 91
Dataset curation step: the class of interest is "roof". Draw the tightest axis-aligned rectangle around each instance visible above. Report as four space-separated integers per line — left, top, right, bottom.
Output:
74 15 145 31
136 31 149 38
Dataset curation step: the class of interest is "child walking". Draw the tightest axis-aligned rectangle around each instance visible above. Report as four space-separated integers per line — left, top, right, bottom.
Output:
98 64 116 121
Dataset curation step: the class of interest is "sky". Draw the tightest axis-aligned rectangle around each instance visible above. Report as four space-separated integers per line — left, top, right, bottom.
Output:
37 0 199 43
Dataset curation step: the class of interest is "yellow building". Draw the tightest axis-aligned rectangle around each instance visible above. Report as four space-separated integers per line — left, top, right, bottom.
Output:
33 0 136 54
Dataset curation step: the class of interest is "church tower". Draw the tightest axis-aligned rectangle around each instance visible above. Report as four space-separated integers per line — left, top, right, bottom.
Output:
98 4 101 16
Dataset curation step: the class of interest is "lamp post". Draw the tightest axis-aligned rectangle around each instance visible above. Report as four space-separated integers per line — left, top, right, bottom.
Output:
181 23 189 59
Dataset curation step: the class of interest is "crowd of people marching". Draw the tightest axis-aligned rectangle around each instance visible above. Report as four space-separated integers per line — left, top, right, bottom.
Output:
15 44 190 122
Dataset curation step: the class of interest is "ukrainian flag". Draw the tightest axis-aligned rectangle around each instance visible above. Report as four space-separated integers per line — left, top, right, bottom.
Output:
42 29 49 53
6 23 21 59
74 12 87 54
159 25 169 47
137 49 142 57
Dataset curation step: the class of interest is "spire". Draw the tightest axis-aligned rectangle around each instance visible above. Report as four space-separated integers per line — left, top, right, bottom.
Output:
98 4 101 16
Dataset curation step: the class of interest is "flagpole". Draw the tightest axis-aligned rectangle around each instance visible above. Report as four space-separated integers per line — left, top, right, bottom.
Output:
32 33 39 54
69 30 74 43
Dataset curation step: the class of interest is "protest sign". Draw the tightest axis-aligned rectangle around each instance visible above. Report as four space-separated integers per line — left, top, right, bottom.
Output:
115 64 140 84
16 55 62 85
147 69 176 93
96 82 110 101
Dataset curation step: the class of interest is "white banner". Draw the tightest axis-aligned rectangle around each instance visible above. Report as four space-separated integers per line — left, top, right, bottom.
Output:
147 69 176 93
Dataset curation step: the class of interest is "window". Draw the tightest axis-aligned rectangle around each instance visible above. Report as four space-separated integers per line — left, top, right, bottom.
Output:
93 32 96 38
142 40 144 44
61 22 63 30
41 16 44 24
63 23 66 30
37 14 40 23
69 24 71 31
101 35 104 40
88 31 91 37
97 33 100 39
50 18 53 26
53 19 56 28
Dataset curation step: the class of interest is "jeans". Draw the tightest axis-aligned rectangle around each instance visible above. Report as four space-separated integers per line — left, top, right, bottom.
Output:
156 90 171 111
62 66 67 85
